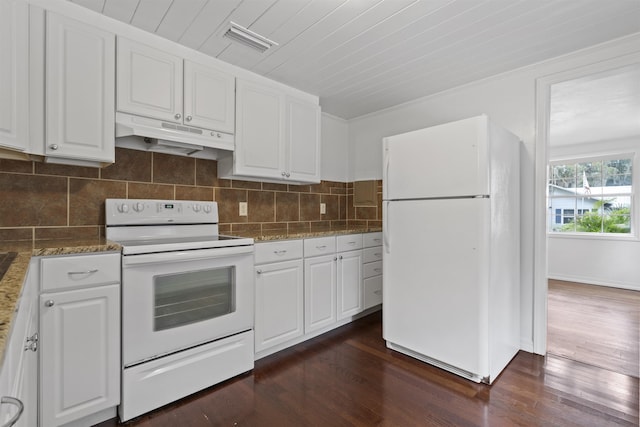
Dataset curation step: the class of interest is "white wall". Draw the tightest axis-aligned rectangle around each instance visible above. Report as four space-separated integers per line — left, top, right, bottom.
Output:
320 113 349 182
548 137 640 290
346 33 640 351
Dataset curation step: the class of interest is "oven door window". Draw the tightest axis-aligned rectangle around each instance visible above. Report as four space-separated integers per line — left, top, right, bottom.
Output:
154 267 235 331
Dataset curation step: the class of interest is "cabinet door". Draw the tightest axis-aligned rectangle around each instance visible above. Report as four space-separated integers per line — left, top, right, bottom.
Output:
40 285 120 427
337 250 363 320
117 37 183 123
184 61 235 133
0 0 29 153
235 79 285 180
254 260 303 353
46 13 115 162
286 96 320 182
304 254 337 333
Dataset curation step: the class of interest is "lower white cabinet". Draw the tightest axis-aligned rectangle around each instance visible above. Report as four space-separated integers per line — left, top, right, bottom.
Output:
337 250 364 320
254 234 380 358
254 258 304 353
0 263 38 427
39 253 120 427
304 254 337 334
363 232 383 309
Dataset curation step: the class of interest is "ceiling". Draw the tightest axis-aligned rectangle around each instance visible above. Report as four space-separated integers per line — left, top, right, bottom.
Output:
550 64 640 146
68 0 640 120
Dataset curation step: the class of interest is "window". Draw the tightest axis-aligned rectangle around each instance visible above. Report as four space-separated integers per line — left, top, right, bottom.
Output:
548 156 633 234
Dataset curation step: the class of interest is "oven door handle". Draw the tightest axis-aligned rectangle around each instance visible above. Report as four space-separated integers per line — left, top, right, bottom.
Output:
123 246 254 266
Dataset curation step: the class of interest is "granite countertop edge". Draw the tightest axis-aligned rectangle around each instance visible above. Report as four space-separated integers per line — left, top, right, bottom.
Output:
247 227 383 241
0 240 122 369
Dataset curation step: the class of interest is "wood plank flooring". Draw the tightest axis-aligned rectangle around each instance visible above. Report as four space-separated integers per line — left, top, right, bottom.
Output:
547 279 640 378
98 310 639 426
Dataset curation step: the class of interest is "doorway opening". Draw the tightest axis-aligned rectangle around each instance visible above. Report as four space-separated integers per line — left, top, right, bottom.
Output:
543 63 640 376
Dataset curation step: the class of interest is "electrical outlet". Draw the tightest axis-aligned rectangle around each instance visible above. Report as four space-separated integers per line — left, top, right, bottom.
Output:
239 202 248 216
320 203 326 214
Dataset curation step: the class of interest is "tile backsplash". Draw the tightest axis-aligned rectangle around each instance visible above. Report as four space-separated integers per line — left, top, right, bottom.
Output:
0 148 382 245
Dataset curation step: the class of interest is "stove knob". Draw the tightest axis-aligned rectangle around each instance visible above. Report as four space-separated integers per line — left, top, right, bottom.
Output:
203 205 212 213
193 204 201 212
119 203 129 213
134 202 144 212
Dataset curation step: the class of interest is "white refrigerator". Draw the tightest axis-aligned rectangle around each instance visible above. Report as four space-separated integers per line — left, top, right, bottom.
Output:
382 115 521 384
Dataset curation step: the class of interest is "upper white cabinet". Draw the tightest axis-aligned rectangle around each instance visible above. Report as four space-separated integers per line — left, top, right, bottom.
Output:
0 0 30 153
116 38 182 124
44 12 115 163
184 60 235 133
219 78 320 184
233 79 285 179
117 38 235 134
287 96 321 182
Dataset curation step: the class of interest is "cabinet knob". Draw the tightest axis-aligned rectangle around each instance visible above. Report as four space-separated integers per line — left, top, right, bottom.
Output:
49 144 59 150
174 113 182 120
281 171 286 177
339 255 343 260
186 115 192 122
256 269 262 275
44 300 55 307
285 172 291 178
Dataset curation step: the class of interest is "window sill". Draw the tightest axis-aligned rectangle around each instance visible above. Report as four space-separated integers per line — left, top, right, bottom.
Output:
547 232 638 242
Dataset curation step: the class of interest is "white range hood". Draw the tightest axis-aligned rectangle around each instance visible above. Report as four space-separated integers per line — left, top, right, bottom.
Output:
115 112 234 156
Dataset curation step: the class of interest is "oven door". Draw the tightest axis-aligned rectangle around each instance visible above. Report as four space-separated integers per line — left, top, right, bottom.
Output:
121 245 254 367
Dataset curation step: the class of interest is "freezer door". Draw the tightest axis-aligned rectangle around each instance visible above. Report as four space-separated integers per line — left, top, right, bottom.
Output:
383 116 489 200
383 198 490 378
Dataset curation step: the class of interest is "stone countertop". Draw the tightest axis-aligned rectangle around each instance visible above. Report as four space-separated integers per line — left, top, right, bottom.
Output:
238 227 383 242
0 238 121 368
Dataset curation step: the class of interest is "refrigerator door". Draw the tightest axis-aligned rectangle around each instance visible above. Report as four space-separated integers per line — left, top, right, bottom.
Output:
383 116 489 200
383 198 490 379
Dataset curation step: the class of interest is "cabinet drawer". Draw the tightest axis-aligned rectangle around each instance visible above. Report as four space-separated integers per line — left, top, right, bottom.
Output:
363 261 382 279
304 236 336 257
255 240 303 264
363 232 383 248
336 234 362 252
41 252 120 291
362 247 383 263
364 276 382 309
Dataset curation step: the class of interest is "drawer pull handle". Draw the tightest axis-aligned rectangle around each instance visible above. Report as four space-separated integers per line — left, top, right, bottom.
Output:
1 396 24 427
374 253 382 257
373 238 382 242
316 245 326 249
347 241 356 245
273 250 287 255
374 268 382 273
68 269 99 275
374 290 382 295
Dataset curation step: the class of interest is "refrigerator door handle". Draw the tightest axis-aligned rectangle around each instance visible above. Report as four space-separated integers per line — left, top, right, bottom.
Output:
384 201 390 254
383 146 390 197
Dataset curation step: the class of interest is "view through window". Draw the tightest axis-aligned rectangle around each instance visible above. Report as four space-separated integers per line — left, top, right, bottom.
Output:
548 156 632 234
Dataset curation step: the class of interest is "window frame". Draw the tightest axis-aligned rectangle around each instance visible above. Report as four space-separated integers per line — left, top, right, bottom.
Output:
547 153 635 239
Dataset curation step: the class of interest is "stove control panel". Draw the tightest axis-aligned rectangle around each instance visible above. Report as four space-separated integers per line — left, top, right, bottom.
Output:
105 199 219 225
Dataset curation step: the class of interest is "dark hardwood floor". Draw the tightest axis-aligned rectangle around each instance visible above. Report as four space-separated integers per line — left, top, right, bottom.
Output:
99 310 639 427
547 279 640 378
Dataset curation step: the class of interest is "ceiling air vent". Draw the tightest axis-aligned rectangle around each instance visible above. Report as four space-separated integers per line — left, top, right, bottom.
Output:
224 21 278 53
